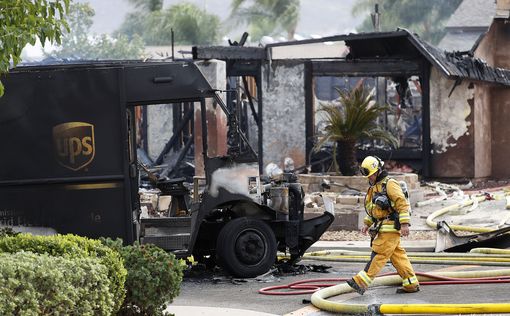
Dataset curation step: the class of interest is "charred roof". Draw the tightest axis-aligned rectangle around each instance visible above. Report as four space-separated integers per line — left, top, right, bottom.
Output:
194 29 510 86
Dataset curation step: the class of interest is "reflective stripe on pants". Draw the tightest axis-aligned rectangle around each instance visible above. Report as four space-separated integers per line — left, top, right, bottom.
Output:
354 232 419 289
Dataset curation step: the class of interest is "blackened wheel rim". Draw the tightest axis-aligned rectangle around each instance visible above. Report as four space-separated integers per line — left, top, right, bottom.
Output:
234 229 266 265
216 217 277 278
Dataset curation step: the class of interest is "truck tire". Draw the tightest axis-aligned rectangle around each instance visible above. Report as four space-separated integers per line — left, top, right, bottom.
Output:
216 218 276 278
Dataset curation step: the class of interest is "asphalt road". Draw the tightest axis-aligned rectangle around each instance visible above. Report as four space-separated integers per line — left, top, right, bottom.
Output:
170 196 510 315
170 259 510 316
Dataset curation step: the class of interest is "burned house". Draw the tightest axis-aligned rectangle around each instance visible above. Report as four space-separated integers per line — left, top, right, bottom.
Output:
189 21 510 180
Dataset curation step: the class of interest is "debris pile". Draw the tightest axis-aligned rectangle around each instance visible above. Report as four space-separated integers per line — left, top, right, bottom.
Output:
139 188 172 218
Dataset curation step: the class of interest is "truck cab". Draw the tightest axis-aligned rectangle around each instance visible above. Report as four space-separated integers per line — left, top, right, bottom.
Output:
0 61 334 277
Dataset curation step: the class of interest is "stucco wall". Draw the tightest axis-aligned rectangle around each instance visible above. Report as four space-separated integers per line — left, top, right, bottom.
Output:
429 67 475 178
261 61 306 171
471 20 496 179
488 21 510 178
473 83 492 178
147 104 174 161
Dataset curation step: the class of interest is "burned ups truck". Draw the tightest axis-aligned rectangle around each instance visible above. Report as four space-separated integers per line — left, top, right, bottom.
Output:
0 61 333 277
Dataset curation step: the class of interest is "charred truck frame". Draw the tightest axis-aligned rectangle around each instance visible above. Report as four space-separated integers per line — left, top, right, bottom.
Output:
0 61 333 278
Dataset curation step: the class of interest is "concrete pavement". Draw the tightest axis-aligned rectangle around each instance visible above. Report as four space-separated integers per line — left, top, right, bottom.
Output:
165 306 279 316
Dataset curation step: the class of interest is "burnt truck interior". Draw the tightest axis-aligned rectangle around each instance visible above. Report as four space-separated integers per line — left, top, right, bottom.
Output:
0 61 333 278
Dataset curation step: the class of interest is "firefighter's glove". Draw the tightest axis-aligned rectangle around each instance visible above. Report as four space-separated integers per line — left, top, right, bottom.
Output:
400 223 410 237
373 193 390 210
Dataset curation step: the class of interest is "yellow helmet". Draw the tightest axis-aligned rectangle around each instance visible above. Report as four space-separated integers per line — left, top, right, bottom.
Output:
359 156 383 177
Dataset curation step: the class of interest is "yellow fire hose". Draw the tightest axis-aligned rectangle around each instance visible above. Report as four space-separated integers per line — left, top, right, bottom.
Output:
311 268 510 314
426 192 510 233
306 249 510 258
301 249 510 266
302 255 510 266
470 247 510 255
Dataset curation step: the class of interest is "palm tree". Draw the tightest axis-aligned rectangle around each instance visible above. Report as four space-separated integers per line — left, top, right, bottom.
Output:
315 85 398 176
229 0 299 41
118 1 220 45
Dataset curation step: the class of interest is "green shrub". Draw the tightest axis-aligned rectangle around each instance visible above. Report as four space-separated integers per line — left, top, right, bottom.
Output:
0 251 114 315
0 227 19 237
0 234 127 313
102 238 184 316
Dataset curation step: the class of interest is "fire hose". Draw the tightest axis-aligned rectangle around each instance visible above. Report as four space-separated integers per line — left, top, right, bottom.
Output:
259 271 510 295
299 249 510 266
263 191 510 313
426 192 510 233
310 268 510 314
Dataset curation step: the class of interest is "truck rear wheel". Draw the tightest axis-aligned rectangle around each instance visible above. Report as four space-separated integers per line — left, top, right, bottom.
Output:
216 218 276 278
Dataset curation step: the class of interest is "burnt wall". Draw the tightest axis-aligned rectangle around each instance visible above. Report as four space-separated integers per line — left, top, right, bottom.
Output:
473 83 492 178
472 22 496 179
489 20 510 178
261 61 306 171
429 67 475 178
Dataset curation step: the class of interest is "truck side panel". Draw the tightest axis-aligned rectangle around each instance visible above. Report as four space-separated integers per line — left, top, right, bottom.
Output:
0 66 133 242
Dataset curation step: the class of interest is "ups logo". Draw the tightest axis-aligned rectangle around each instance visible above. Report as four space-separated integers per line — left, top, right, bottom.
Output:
53 122 95 171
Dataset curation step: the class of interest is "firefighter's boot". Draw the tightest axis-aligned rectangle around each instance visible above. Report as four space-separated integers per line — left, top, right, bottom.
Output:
346 278 366 295
396 285 420 294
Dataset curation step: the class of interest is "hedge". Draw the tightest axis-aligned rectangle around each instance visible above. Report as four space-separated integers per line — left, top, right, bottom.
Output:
0 251 114 315
102 239 184 316
0 234 127 313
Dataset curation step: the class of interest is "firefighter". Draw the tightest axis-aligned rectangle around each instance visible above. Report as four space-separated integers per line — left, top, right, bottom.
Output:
346 156 420 295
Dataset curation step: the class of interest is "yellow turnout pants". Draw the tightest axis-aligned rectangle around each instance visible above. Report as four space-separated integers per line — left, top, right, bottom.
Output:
353 232 419 290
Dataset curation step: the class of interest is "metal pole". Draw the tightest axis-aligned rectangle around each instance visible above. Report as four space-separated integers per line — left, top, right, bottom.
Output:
171 28 175 61
372 4 388 134
371 4 380 32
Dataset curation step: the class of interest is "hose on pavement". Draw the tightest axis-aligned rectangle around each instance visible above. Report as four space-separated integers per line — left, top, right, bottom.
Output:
311 268 510 314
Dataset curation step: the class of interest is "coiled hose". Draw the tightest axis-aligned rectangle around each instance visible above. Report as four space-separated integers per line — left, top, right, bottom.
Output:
311 268 510 314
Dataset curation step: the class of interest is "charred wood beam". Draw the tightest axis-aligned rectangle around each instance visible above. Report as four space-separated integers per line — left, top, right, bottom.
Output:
256 72 263 174
164 136 193 179
227 60 260 77
266 30 408 49
172 103 183 150
242 76 259 125
155 107 194 165
421 63 431 178
311 60 421 76
142 106 148 152
304 62 314 165
213 93 257 159
200 99 208 159
193 46 265 60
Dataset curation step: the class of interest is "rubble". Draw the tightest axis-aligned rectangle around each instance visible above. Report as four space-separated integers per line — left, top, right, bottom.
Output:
139 188 173 217
320 230 437 241
305 175 510 253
